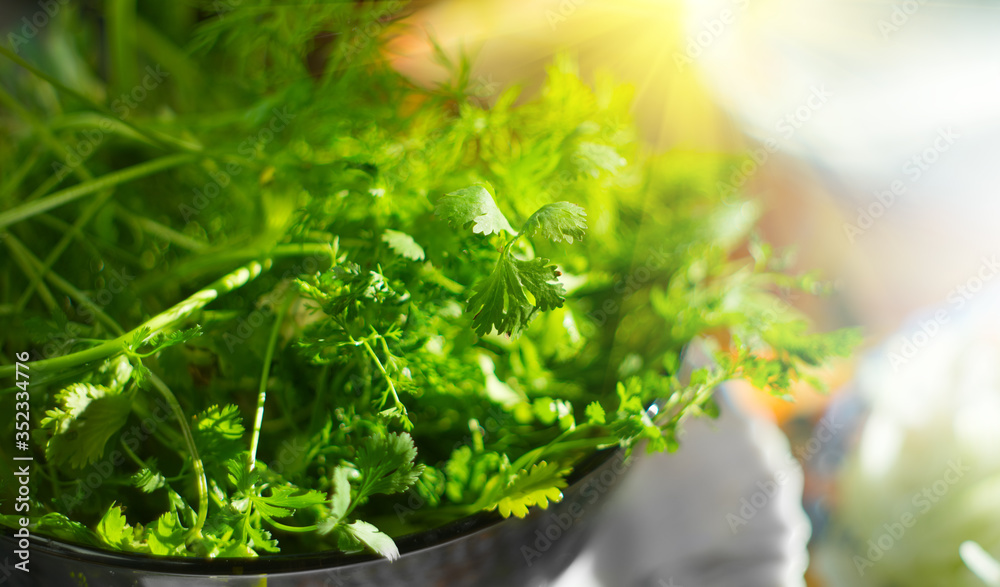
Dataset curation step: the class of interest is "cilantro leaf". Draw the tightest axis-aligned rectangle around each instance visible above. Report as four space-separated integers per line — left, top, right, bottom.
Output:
193 404 246 471
41 383 133 469
342 520 399 561
131 458 167 493
354 432 424 499
96 505 143 551
585 401 606 425
255 486 327 518
435 185 515 236
513 258 565 311
382 229 425 261
34 513 102 547
148 511 187 556
493 461 568 518
467 253 565 336
520 202 587 244
467 253 530 337
573 142 626 177
329 466 352 523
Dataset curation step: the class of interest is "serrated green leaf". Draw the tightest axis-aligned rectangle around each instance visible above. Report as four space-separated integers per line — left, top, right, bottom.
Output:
96 505 128 545
573 142 625 176
96 505 142 551
493 461 567 518
466 253 566 337
513 257 565 311
41 383 132 469
226 455 257 492
248 525 279 553
343 520 399 561
131 459 167 493
436 185 515 236
34 513 101 547
521 202 587 244
255 485 327 519
193 404 245 470
585 401 606 425
148 511 187 555
355 432 424 499
381 229 425 261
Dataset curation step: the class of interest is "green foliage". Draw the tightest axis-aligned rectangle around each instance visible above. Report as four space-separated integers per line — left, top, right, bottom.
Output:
354 432 424 499
40 383 133 468
435 185 515 237
0 0 858 561
381 229 425 261
492 461 568 518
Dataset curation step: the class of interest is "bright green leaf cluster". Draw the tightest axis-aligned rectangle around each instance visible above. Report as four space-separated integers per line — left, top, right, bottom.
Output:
0 0 859 563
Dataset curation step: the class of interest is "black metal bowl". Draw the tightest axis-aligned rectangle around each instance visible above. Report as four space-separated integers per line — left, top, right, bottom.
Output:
1 447 629 587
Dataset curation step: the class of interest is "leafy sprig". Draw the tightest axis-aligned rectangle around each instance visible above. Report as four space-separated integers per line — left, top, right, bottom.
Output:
436 185 587 336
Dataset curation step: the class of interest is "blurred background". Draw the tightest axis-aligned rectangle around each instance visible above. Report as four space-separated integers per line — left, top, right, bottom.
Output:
4 0 1000 585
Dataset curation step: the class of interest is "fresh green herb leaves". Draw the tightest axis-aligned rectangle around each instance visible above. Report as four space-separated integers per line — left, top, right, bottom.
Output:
354 432 425 499
382 229 426 261
439 186 585 336
492 461 568 518
0 0 859 563
435 185 516 237
40 383 133 468
521 202 588 244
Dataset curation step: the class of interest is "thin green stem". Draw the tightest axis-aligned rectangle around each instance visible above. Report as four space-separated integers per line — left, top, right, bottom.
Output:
116 206 208 252
147 371 208 539
0 153 197 230
6 233 124 335
4 233 59 312
360 337 402 411
0 86 93 185
15 189 117 313
0 146 41 201
0 44 192 152
133 241 336 293
0 260 269 382
34 213 143 266
120 436 146 468
248 296 292 472
260 514 317 533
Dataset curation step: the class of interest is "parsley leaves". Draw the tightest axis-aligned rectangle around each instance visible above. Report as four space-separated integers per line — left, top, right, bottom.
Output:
438 185 585 336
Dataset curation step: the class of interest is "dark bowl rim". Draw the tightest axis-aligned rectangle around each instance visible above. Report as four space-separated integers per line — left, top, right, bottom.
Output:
1 445 625 576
